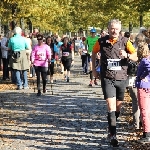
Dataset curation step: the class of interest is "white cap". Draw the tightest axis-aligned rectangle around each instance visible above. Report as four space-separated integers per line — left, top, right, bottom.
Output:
139 27 147 33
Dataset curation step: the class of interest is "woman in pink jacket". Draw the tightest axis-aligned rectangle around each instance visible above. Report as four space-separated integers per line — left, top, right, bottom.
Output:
31 34 51 96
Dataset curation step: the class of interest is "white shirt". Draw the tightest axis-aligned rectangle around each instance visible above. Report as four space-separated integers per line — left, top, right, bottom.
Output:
80 42 87 55
24 37 32 53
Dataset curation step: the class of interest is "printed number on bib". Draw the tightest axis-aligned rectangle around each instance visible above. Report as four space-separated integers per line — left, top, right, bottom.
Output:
63 52 69 56
107 59 121 70
37 52 46 61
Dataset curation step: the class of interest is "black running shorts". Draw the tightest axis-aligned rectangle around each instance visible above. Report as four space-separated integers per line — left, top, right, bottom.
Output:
101 78 127 101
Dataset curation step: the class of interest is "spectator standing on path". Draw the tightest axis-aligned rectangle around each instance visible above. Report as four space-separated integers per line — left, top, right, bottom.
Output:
55 37 63 70
139 27 148 37
59 37 65 74
100 30 107 38
31 34 51 96
73 35 77 55
135 43 150 143
30 29 39 78
139 27 150 48
24 31 34 78
7 31 16 83
127 33 147 130
1 33 10 80
8 27 29 90
31 28 39 49
124 32 130 41
0 35 3 71
92 19 138 147
79 37 88 74
85 28 99 86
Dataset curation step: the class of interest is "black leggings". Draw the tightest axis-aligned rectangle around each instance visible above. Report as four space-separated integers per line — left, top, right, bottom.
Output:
47 62 54 76
2 58 9 79
62 58 72 71
34 66 48 90
81 55 87 67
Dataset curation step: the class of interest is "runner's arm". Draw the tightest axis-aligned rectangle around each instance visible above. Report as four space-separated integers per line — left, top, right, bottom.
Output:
8 39 12 50
85 39 88 50
92 40 100 71
78 43 82 55
1 38 8 50
126 40 138 61
31 47 35 64
47 46 51 62
71 45 74 61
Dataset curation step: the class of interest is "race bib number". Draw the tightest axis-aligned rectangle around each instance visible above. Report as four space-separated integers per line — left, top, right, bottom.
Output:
62 52 69 56
37 51 46 61
107 59 121 70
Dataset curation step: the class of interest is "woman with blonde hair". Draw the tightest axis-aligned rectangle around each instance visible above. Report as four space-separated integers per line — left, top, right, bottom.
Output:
135 42 150 143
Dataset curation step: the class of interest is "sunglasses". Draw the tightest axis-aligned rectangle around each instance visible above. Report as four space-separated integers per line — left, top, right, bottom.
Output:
37 38 43 40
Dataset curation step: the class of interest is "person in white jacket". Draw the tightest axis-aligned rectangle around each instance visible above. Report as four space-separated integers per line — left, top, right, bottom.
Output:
1 33 10 80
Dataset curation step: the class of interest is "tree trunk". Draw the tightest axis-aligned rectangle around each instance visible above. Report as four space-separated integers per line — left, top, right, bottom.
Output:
140 14 143 27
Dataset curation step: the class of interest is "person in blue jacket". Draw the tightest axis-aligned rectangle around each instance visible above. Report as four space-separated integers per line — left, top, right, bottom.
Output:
55 37 63 74
46 36 59 83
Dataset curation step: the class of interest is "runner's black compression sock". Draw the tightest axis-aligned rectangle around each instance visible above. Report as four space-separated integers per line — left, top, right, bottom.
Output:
107 111 116 136
43 80 46 90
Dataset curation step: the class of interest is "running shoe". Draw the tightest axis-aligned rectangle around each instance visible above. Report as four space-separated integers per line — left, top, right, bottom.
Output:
37 91 41 96
67 77 69 82
94 80 98 85
43 89 47 93
89 81 93 86
110 136 119 147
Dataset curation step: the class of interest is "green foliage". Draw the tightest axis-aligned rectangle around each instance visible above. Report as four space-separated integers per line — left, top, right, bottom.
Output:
0 0 150 32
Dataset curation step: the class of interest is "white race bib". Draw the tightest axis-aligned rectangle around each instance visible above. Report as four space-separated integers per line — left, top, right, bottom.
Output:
82 49 87 53
37 52 46 61
62 52 69 56
107 59 121 70
75 40 80 46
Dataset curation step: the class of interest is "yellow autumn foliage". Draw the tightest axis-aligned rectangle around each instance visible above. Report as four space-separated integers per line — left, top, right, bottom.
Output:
0 0 150 32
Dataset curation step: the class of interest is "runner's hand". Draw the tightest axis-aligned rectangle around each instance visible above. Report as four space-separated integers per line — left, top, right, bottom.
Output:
71 60 74 64
141 77 148 82
30 63 33 67
119 50 127 58
48 60 51 65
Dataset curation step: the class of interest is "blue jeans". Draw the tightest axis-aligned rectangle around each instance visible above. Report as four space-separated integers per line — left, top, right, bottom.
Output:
15 70 28 87
30 66 35 76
